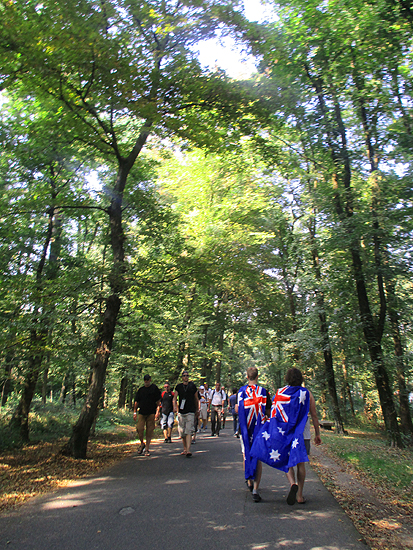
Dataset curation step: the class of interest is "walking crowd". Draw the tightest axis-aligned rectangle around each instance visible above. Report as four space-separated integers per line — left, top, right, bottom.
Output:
133 366 321 506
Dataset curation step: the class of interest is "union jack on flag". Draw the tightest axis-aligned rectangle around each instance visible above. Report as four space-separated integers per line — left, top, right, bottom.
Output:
237 383 269 480
272 385 291 422
251 385 310 473
244 385 267 429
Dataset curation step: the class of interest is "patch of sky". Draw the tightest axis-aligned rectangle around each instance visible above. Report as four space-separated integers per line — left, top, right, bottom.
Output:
194 0 278 79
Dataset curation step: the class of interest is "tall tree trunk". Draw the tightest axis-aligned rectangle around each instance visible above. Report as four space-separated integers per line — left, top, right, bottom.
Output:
306 68 402 446
1 353 15 407
62 122 153 458
307 193 345 433
385 279 413 436
118 376 128 409
341 358 356 419
10 198 61 441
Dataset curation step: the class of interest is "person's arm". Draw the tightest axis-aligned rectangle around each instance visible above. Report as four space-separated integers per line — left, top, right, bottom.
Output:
172 390 178 414
133 397 139 421
155 399 161 419
309 391 321 445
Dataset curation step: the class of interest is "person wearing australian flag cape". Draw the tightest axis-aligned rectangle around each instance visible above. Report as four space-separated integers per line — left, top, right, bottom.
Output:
236 366 271 503
251 368 321 505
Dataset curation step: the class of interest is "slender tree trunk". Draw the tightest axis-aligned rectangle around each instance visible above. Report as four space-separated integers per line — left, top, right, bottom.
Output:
385 279 413 436
341 359 356 419
306 68 402 446
1 354 14 407
307 200 345 433
10 199 61 441
62 122 153 458
118 376 128 409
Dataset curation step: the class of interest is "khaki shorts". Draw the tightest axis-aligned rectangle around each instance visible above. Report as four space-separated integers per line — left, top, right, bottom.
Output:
137 413 156 440
178 413 195 437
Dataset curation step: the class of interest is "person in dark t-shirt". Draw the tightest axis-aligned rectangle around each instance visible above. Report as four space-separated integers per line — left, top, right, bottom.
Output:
173 370 199 457
133 374 161 456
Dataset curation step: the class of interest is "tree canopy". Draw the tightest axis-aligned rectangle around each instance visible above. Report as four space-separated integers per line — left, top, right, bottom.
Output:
1 0 412 455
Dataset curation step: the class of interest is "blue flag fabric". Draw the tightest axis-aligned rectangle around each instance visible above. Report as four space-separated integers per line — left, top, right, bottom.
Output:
237 384 268 480
250 385 310 473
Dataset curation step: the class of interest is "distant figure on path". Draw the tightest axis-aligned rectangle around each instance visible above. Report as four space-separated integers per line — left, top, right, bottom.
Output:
159 381 175 443
173 370 199 457
208 382 226 437
236 367 271 502
198 385 208 432
133 374 161 456
229 388 239 437
251 367 321 505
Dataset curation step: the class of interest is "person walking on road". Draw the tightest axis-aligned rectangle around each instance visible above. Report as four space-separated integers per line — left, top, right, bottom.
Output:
173 371 199 457
208 381 226 437
133 374 161 456
159 381 175 443
198 385 208 432
250 367 321 505
284 368 321 504
236 367 271 502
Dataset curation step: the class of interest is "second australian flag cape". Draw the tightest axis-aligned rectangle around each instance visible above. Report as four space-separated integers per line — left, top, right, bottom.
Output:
238 384 268 480
250 385 310 473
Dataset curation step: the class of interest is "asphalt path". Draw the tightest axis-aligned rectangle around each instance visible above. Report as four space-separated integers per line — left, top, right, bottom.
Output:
1 429 369 550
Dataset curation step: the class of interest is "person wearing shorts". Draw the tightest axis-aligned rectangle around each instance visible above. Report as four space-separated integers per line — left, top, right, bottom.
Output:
160 382 175 443
133 374 161 456
173 371 199 457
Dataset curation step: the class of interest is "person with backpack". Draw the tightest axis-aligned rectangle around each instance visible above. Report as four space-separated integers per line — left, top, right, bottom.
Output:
208 382 226 436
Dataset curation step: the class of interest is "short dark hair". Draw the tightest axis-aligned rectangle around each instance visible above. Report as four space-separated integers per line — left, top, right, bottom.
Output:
285 368 303 386
143 374 151 381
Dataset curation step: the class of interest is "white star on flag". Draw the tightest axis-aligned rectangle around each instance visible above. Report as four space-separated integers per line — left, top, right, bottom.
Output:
299 390 307 404
278 427 285 435
269 449 281 461
292 438 299 449
262 430 270 441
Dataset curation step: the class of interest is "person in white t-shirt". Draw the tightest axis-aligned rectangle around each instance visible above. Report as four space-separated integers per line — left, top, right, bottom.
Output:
198 385 208 432
208 382 226 436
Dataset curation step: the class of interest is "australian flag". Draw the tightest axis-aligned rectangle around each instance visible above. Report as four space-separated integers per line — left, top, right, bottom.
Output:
250 385 310 472
238 384 268 479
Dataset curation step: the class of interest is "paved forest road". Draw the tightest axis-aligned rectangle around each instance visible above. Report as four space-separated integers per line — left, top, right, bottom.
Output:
1 430 369 550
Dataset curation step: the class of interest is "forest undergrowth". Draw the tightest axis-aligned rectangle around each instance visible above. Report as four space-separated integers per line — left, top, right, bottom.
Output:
311 428 413 550
1 411 413 550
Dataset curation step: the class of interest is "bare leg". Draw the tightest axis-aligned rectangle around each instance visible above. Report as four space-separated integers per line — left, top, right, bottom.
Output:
296 462 306 502
253 461 262 492
286 466 296 486
182 433 192 453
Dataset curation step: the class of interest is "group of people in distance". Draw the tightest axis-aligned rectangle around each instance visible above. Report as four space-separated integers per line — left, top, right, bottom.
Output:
133 366 321 505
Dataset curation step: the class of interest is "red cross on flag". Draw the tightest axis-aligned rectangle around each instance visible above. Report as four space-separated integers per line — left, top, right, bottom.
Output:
271 385 291 422
244 385 267 428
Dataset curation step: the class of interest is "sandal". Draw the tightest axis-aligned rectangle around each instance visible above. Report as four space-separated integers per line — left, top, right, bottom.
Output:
144 450 150 456
137 443 145 455
180 451 187 456
287 484 298 505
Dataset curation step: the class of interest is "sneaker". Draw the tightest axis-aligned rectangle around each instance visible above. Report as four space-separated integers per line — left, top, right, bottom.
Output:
252 493 262 503
164 438 169 443
168 437 172 443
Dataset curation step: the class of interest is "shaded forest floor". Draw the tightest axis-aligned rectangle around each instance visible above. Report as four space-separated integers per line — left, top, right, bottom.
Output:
1 424 413 550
